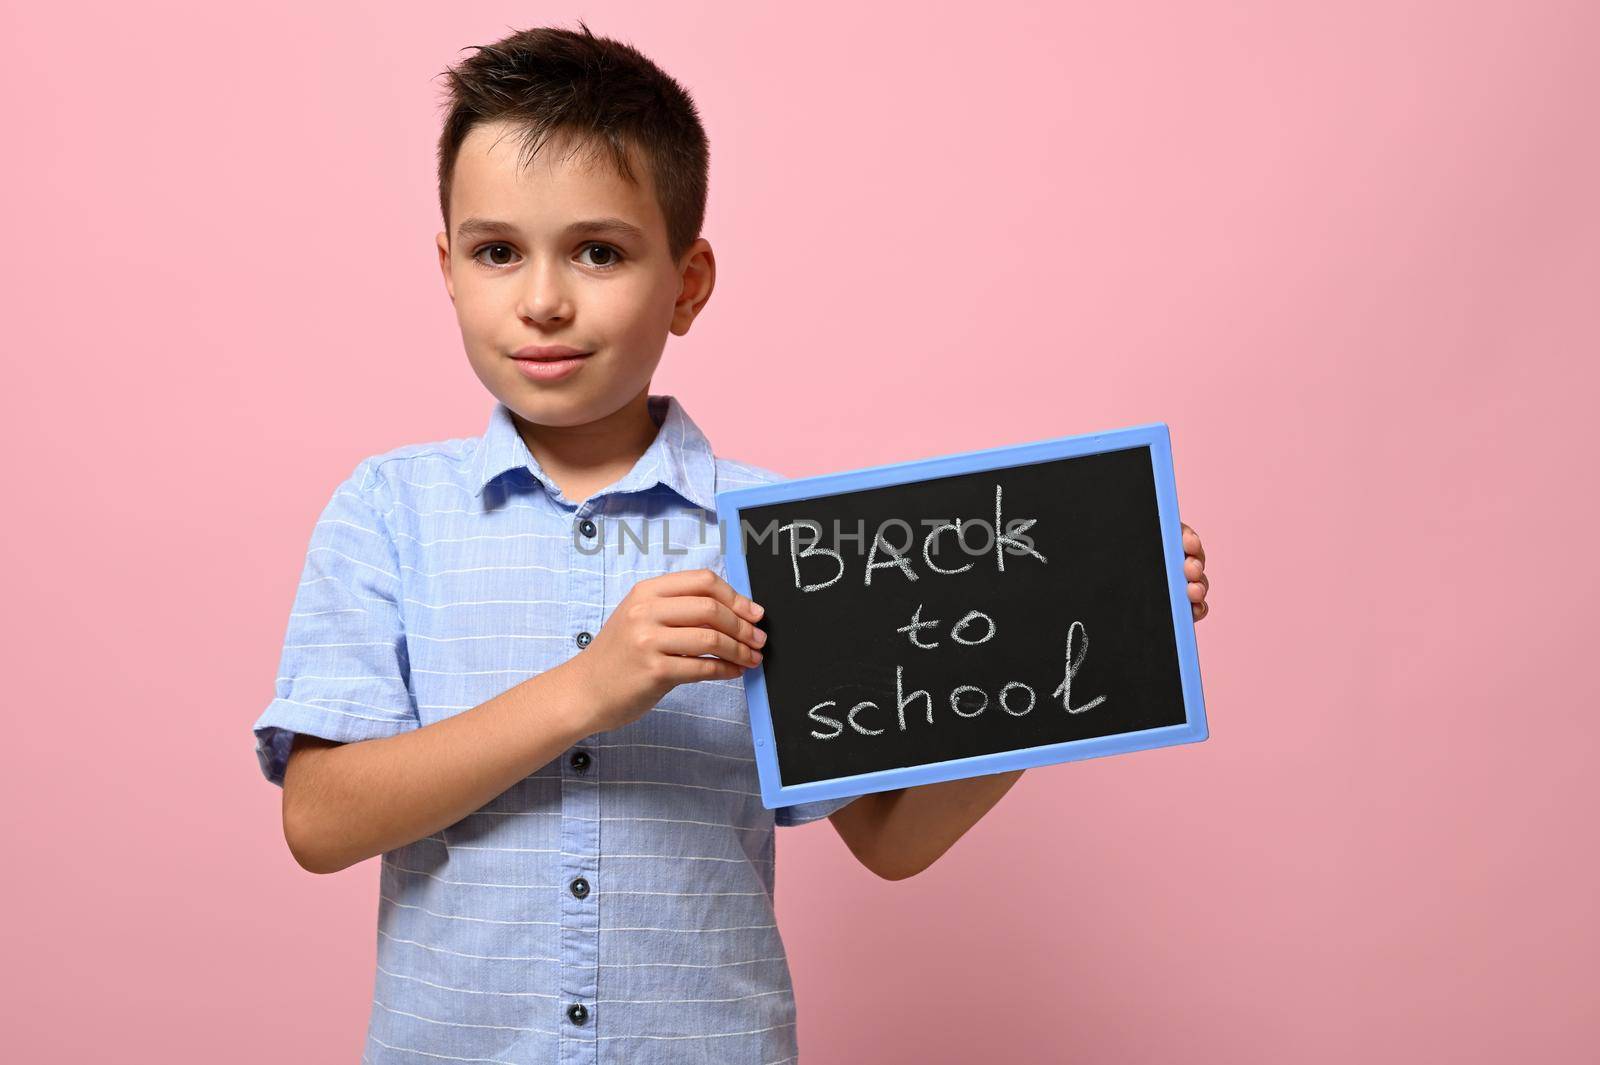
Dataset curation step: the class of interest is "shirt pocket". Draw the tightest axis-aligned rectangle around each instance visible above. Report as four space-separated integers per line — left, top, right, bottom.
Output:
646 674 761 794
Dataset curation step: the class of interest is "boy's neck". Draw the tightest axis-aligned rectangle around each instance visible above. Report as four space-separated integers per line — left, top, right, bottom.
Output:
509 388 661 504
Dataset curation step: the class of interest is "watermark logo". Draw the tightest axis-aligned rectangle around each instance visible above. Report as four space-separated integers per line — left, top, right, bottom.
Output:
571 485 1040 566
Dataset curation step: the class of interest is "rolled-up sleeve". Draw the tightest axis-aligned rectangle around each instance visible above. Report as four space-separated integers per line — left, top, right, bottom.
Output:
775 795 857 827
252 459 418 787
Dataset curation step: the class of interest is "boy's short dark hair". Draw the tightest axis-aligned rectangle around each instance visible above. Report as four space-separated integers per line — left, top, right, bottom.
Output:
435 21 710 264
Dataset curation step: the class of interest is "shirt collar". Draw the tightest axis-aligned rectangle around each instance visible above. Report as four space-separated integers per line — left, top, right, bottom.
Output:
470 393 718 512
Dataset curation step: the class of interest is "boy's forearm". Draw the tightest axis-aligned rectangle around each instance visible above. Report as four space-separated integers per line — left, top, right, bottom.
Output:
284 661 597 874
845 769 1025 880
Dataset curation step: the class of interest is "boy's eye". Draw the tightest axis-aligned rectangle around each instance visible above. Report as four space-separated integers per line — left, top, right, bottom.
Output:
469 242 625 271
576 242 623 269
473 243 518 268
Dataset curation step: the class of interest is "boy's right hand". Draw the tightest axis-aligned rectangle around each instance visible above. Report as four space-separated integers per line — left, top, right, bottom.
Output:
568 568 768 734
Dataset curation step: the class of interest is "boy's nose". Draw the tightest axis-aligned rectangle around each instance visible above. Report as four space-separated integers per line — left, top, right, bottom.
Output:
516 257 574 323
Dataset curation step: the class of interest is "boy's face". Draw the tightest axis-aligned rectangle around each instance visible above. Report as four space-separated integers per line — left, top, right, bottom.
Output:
436 120 714 430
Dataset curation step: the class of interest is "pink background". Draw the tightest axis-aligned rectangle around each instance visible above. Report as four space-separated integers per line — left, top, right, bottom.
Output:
4 1 1596 1060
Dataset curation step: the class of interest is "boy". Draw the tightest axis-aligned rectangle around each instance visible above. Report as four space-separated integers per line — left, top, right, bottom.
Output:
253 21 1212 1064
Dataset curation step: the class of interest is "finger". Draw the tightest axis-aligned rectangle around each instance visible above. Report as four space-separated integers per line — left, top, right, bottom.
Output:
662 654 746 683
653 595 767 651
1188 581 1206 603
1184 555 1205 580
1182 527 1205 564
1192 600 1208 620
653 624 764 667
647 567 764 621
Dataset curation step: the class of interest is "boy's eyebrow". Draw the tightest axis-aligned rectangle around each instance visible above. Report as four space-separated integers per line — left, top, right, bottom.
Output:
455 216 647 241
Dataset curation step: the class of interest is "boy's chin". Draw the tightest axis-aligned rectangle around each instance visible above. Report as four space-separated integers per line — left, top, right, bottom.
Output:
495 379 646 430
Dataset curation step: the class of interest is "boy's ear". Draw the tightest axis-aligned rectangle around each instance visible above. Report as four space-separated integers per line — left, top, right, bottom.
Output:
436 232 455 304
670 238 715 337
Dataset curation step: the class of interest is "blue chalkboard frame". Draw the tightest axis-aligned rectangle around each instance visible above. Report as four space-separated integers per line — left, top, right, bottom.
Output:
715 421 1208 811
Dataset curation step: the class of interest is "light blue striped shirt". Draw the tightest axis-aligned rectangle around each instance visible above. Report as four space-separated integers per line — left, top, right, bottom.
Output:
253 393 853 1064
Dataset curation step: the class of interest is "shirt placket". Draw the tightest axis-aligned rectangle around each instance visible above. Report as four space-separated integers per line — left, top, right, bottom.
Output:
560 496 605 1065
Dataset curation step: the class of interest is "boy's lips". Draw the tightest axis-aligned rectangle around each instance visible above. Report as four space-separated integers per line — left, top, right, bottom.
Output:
512 344 593 361
510 347 592 382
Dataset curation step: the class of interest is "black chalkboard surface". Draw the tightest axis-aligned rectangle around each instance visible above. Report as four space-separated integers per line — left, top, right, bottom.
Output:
716 422 1207 809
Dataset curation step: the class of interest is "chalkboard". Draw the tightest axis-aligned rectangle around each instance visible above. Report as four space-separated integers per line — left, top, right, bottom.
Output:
715 422 1208 810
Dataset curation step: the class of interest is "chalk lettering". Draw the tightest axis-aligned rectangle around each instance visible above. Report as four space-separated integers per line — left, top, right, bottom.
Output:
808 700 844 740
780 520 845 592
956 516 993 556
864 520 919 586
951 685 989 718
896 603 942 649
780 484 1048 592
994 484 1047 570
1051 619 1106 714
808 621 1104 741
847 701 884 736
896 663 933 730
999 680 1036 716
950 609 996 646
922 520 975 575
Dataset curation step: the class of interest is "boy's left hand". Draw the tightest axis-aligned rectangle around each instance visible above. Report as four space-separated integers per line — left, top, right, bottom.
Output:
1182 522 1210 622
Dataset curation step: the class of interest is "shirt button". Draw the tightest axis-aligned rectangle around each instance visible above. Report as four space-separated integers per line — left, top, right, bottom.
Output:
570 750 590 773
568 1003 589 1026
570 877 590 899
575 630 592 648
578 518 597 539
